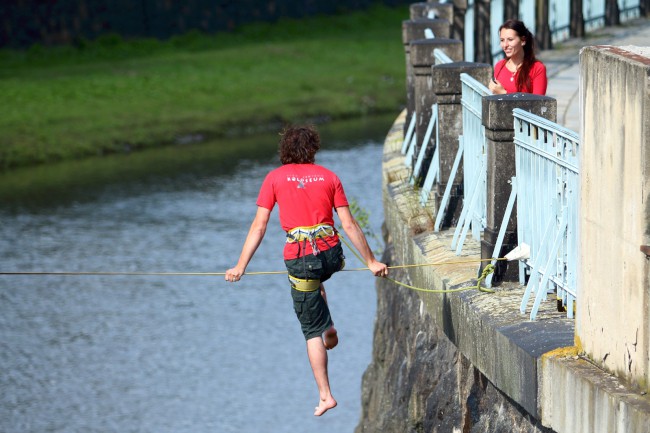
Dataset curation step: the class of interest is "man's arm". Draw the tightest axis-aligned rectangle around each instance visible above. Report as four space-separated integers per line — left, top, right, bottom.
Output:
336 206 388 277
225 206 271 282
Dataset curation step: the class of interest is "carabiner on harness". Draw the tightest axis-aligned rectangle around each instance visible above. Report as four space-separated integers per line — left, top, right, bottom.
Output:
286 224 336 256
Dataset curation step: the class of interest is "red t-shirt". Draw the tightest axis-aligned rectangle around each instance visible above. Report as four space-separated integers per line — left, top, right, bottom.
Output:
494 59 547 95
257 163 349 259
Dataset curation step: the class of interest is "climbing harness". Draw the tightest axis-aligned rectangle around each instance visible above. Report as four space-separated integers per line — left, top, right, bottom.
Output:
285 223 343 291
286 223 336 256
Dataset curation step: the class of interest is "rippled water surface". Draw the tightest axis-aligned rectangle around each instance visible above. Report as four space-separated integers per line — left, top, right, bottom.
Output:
0 124 387 433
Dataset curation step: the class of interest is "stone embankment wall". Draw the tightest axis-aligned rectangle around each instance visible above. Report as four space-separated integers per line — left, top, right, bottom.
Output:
355 268 552 432
355 4 650 432
354 114 560 433
356 81 650 431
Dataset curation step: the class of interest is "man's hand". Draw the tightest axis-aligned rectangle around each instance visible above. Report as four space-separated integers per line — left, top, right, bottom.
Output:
367 259 388 278
225 267 244 283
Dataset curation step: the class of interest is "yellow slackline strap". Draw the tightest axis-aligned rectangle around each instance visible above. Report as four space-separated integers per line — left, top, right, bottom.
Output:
336 231 500 294
0 271 287 276
0 264 497 277
382 263 496 294
0 233 504 295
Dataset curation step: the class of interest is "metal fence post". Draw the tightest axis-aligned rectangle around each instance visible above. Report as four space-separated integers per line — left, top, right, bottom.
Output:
481 93 557 282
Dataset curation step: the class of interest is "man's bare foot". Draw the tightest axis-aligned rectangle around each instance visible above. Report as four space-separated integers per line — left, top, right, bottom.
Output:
323 327 338 350
314 397 337 416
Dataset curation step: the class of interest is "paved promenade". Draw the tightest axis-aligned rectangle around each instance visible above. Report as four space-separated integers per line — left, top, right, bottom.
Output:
538 18 650 132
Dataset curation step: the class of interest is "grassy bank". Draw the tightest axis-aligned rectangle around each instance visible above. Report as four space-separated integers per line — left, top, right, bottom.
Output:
0 5 408 171
0 114 396 208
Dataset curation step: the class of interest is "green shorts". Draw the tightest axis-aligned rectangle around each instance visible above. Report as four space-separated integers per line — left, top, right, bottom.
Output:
285 244 345 340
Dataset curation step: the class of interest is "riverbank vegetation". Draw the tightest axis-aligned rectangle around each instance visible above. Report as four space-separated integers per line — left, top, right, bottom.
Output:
0 5 407 171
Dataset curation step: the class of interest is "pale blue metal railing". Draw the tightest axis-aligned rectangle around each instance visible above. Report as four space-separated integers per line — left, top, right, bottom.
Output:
412 104 438 186
511 108 580 320
464 0 635 62
584 0 607 32
449 74 490 254
464 0 476 61
401 30 441 164
402 49 452 173
620 0 642 20
519 0 537 35
433 47 453 65
418 49 453 202
398 11 636 323
490 0 505 59
549 0 571 43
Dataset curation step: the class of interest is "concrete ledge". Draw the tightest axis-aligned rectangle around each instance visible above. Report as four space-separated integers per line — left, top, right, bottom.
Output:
578 45 650 390
540 352 650 432
382 109 650 431
482 93 557 130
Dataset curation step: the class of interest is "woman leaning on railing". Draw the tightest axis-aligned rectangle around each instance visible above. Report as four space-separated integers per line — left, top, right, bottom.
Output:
488 19 548 96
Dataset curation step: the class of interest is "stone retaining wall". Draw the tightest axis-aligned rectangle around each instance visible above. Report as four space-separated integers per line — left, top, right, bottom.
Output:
355 109 650 433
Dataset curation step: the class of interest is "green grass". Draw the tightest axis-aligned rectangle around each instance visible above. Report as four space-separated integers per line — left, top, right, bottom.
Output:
0 5 408 171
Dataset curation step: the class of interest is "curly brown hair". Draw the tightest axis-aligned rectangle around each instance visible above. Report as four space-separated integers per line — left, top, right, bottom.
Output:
278 125 321 164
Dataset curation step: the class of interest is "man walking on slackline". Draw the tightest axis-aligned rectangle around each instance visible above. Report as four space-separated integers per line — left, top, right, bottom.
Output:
225 125 388 417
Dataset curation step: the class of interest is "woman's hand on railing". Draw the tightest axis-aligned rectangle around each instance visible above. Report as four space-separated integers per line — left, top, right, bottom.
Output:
488 77 506 95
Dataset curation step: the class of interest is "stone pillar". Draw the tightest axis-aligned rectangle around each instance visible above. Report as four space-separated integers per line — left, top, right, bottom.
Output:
402 18 451 136
410 2 454 24
536 0 553 50
429 62 492 227
450 0 468 42
474 0 492 63
409 38 463 184
570 0 585 38
504 0 519 26
577 46 650 391
642 0 650 17
481 94 557 281
605 0 621 25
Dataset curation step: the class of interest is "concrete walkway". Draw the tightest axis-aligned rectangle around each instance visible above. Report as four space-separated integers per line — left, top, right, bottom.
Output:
538 18 650 132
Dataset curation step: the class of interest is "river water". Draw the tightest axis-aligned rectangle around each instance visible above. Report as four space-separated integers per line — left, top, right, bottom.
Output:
0 117 392 433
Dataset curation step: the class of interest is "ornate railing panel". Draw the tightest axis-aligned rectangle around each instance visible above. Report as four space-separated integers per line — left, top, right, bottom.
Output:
513 108 579 320
450 74 490 253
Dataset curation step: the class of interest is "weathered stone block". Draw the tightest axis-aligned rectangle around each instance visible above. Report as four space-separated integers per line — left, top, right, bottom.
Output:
431 61 492 94
401 18 451 45
482 93 557 130
578 45 650 391
410 38 463 68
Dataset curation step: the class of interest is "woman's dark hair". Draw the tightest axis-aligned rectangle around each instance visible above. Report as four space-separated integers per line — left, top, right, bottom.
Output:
279 125 321 164
500 19 537 92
